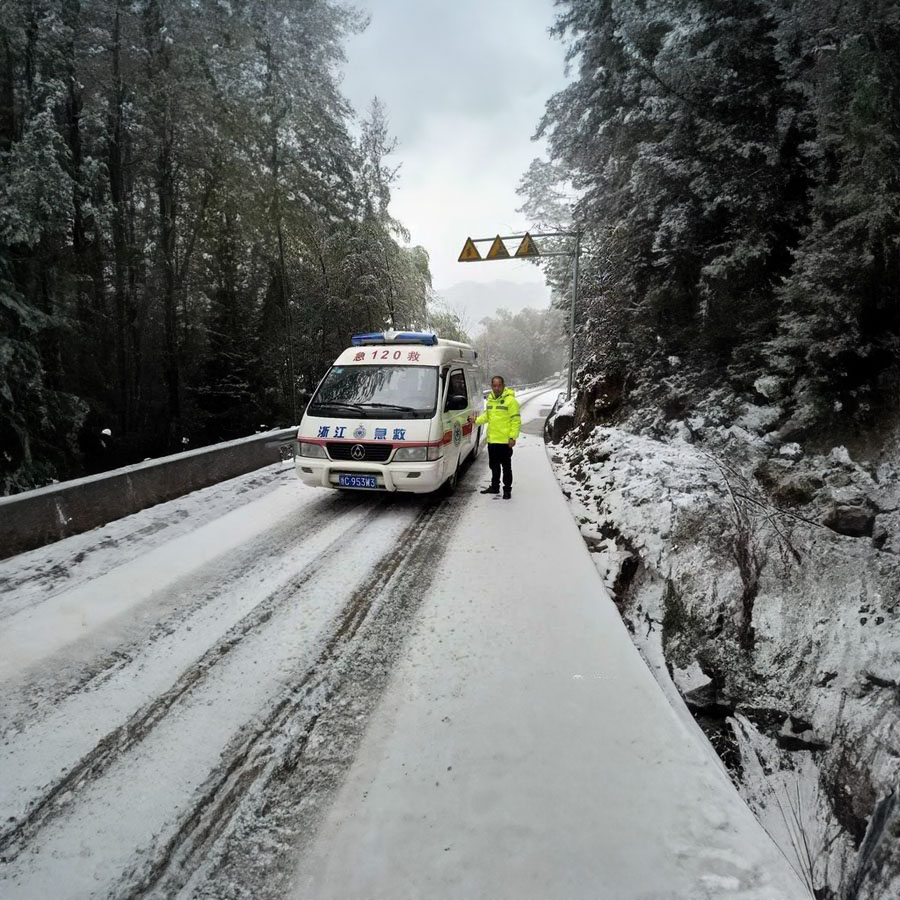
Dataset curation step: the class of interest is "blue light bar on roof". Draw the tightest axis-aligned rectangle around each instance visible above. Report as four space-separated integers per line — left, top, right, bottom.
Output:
394 331 438 345
351 331 438 346
351 332 384 346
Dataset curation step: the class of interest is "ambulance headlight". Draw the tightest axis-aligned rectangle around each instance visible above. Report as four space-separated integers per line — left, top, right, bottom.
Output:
394 446 427 462
299 442 327 458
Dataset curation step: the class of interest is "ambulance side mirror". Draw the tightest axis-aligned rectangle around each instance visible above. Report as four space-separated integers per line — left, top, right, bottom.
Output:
447 394 468 411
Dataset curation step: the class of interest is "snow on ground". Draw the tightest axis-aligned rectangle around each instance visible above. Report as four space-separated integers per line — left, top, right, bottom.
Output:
1 387 807 900
549 418 900 898
3 504 428 900
291 388 807 900
0 483 329 679
0 475 444 898
0 459 298 620
1 494 379 827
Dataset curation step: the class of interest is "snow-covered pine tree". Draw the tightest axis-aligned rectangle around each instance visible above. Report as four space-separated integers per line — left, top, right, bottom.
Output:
649 0 807 354
766 0 900 428
1 0 431 485
531 0 885 429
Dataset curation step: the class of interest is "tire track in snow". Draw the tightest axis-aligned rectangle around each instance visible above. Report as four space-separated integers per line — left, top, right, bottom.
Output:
1 394 550 897
118 489 464 900
0 464 297 621
0 495 441 900
0 486 361 734
0 493 388 864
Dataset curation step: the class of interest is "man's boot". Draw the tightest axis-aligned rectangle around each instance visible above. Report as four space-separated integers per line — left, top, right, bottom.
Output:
481 485 500 494
502 488 511 499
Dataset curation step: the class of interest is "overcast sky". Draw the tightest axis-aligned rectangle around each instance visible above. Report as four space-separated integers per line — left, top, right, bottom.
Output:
340 0 569 294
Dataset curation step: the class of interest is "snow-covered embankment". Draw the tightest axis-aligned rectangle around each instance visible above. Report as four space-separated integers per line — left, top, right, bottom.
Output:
548 411 900 900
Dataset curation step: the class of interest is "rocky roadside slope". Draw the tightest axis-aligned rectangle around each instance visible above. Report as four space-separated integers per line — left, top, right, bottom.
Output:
547 387 900 900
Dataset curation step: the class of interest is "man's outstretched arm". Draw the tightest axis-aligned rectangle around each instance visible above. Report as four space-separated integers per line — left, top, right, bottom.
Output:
507 394 521 445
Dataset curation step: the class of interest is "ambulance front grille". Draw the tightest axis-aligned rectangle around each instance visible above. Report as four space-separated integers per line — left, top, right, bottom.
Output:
327 442 392 462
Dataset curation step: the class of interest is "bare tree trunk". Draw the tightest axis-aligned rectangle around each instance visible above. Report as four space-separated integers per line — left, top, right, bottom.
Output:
276 219 298 421
108 0 131 432
145 0 181 446
23 3 37 110
264 39 297 422
158 122 181 444
0 29 16 151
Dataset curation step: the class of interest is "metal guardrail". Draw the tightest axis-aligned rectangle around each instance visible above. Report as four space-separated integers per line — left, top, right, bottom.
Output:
0 428 297 560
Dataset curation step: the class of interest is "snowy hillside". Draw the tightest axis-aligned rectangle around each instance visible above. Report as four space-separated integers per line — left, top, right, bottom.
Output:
548 398 900 900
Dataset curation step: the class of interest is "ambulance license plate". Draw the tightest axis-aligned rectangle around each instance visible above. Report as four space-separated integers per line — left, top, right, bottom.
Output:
338 474 377 489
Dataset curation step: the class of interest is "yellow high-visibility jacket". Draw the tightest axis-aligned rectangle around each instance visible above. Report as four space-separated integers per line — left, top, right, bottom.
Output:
475 387 521 443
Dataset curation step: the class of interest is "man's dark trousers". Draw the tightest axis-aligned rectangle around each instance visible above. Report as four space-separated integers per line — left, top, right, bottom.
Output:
487 443 513 490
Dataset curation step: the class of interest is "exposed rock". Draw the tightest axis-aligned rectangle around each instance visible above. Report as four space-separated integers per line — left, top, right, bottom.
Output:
739 705 788 734
578 523 605 551
575 370 625 426
822 502 876 538
823 752 879 848
754 457 795 488
849 788 900 900
755 458 822 505
775 728 829 752
872 510 900 554
737 403 783 434
683 681 733 717
548 410 574 443
668 420 693 444
772 406 817 442
830 446 853 466
774 474 822 506
687 415 707 431
671 660 712 695
754 375 789 402
788 713 813 732
682 685 743 775
613 552 639 598
550 418 900 897
826 471 854 488
778 441 803 460
827 485 869 506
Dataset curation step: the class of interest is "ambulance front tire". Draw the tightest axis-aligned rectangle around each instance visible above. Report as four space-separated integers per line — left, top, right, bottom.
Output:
468 426 482 462
440 458 461 495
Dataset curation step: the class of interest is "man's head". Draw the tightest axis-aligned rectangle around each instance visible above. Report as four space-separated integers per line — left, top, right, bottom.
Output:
490 376 505 396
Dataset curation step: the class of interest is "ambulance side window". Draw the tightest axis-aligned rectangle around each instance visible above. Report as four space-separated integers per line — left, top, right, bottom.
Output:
445 369 467 411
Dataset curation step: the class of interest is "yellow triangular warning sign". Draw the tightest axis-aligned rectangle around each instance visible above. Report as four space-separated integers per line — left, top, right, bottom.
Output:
485 235 510 260
458 237 482 262
514 232 540 258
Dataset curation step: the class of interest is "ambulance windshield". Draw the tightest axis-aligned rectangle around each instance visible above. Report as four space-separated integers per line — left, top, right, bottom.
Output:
308 365 439 419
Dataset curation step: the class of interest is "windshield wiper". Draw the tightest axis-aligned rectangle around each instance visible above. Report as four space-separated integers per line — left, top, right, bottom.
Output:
357 402 419 412
311 401 366 413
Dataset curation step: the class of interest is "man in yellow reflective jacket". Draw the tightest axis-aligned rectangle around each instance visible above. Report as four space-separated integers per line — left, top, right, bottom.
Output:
473 375 520 499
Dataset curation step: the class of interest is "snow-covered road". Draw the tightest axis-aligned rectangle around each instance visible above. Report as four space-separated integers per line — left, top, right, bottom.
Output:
0 389 808 899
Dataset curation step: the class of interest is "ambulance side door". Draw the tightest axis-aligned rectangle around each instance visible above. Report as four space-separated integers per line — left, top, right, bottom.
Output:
443 367 469 469
464 363 480 450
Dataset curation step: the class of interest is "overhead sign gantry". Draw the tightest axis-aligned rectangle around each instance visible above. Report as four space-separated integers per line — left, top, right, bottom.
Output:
457 229 582 400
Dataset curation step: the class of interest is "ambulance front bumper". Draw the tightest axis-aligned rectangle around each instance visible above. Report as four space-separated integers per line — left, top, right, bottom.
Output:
294 457 447 493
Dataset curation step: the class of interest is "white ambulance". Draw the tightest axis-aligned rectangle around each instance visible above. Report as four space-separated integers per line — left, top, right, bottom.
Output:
295 331 482 493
